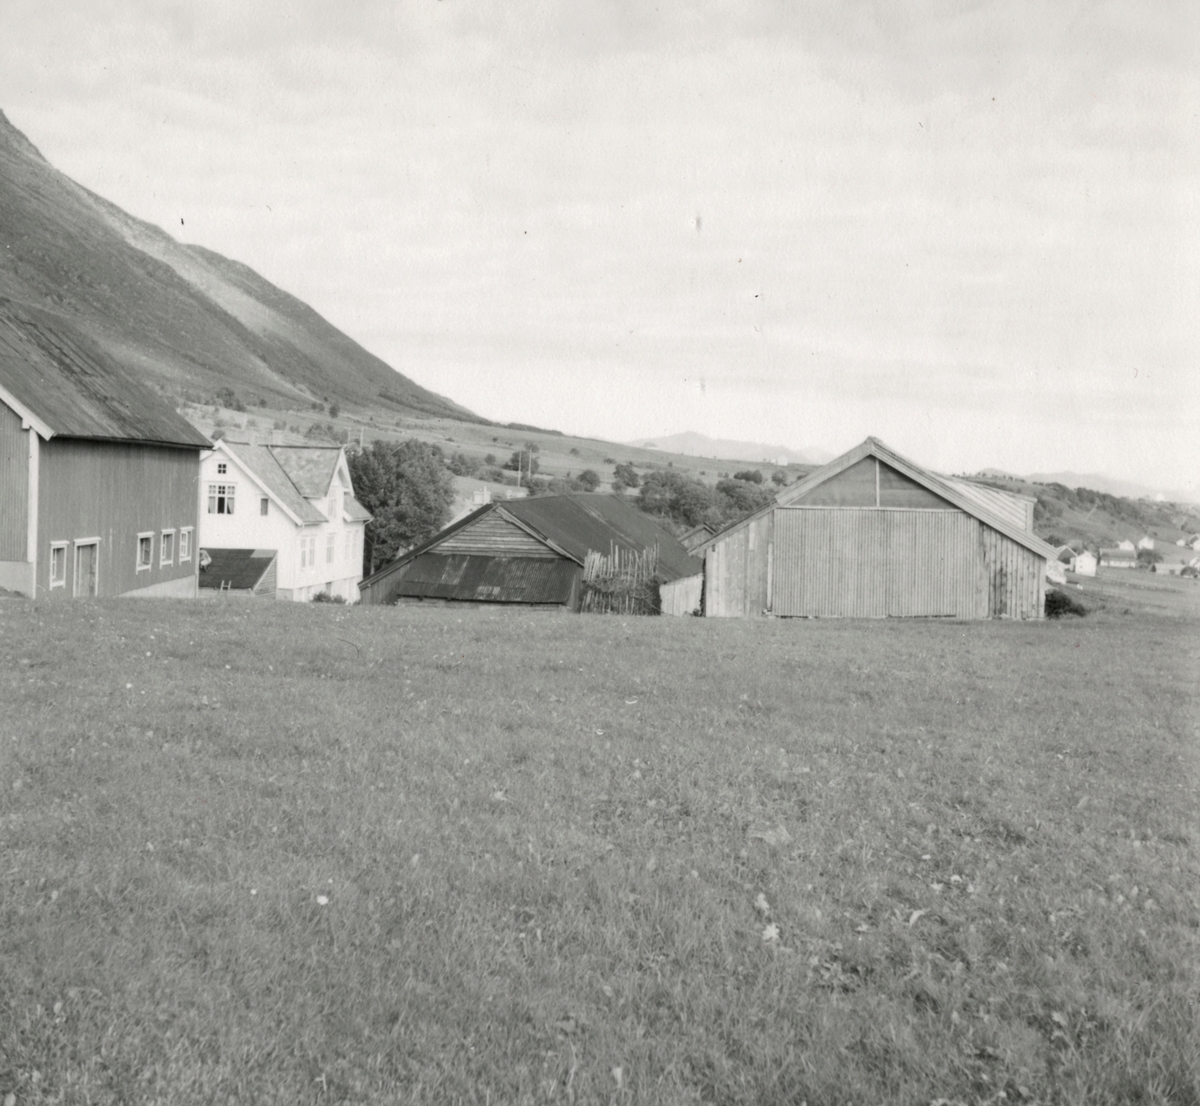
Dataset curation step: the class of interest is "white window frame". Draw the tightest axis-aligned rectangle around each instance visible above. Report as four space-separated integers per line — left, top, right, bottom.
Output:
207 484 236 515
179 527 193 562
260 497 269 516
326 532 336 564
136 532 154 572
217 461 227 475
49 541 68 589
160 529 176 567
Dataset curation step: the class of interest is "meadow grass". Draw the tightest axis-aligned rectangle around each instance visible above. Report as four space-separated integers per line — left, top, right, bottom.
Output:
1 586 1197 1105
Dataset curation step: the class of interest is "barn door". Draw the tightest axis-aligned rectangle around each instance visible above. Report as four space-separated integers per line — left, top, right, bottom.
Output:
773 509 975 617
772 509 886 617
74 541 98 597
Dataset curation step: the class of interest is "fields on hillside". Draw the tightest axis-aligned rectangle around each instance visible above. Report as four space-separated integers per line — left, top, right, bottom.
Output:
1 594 1197 1105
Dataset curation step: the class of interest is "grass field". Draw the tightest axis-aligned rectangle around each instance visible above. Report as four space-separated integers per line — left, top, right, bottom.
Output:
1 583 1197 1105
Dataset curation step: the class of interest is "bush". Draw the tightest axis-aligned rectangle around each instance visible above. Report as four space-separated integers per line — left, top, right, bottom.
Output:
1045 589 1087 618
311 592 346 604
733 470 764 484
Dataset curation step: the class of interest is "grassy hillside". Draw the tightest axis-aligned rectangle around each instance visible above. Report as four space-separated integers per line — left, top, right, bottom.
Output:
967 475 1200 550
1 587 1196 1104
0 110 474 421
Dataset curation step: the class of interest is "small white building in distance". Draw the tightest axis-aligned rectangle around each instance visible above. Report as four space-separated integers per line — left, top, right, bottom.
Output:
198 440 371 601
1137 535 1155 550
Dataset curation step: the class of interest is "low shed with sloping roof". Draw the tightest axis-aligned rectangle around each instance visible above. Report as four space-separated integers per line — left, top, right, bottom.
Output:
0 299 209 598
358 493 701 611
198 548 278 596
700 437 1055 620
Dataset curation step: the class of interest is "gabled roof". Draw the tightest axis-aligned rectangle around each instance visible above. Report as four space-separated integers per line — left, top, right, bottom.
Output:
699 437 1056 561
361 493 702 590
270 446 341 498
217 441 328 525
506 494 702 581
343 495 371 523
0 299 209 448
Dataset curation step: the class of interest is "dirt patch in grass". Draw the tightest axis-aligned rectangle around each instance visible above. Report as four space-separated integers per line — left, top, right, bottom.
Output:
1 599 1197 1104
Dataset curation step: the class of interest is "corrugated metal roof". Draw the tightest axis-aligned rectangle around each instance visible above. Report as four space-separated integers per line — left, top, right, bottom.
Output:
942 477 1034 531
0 299 210 448
388 553 578 604
198 548 276 590
221 442 327 524
270 446 339 498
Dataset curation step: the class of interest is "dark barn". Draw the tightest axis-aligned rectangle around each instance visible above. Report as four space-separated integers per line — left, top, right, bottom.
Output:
358 493 701 612
0 301 209 599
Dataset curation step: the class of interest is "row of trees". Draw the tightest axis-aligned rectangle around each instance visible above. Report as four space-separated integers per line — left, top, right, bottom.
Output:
636 469 777 530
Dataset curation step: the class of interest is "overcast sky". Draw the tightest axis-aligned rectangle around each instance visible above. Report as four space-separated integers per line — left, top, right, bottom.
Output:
3 1 1196 493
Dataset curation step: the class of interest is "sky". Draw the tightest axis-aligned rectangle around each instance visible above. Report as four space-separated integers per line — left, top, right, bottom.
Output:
2 1 1197 495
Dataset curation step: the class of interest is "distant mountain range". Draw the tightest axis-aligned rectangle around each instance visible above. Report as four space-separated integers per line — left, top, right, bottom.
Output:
0 110 476 421
625 431 832 466
981 469 1197 506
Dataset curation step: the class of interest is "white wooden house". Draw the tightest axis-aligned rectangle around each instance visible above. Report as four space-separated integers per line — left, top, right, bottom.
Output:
198 440 370 601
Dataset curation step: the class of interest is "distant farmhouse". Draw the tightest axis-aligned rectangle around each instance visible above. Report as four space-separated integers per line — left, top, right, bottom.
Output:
0 301 209 599
359 493 701 613
698 437 1055 619
198 440 371 601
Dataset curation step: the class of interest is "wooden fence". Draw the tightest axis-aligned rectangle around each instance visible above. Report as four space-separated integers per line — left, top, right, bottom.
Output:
580 545 661 615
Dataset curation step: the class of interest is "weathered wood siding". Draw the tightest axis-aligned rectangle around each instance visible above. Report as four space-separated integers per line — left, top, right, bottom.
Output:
437 512 557 557
660 572 703 616
37 438 200 598
0 400 29 560
703 513 773 617
704 505 1046 620
981 524 1046 619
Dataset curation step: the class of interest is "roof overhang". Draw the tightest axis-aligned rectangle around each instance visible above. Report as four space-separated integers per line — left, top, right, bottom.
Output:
0 379 53 439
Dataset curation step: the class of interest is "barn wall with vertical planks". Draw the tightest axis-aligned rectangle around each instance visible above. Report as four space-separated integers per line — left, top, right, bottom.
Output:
704 513 772 617
37 438 200 598
704 505 1047 620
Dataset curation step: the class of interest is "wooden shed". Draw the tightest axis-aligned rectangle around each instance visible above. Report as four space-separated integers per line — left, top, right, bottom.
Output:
359 493 702 612
700 437 1054 620
0 300 209 599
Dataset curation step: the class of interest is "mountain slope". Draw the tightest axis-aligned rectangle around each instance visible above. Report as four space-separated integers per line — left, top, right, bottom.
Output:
0 110 477 420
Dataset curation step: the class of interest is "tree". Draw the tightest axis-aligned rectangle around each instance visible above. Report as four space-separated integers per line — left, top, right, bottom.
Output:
733 469 763 484
577 469 601 492
1136 548 1163 569
612 462 640 491
328 402 340 419
637 470 716 528
771 469 789 486
346 439 455 574
715 478 776 519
